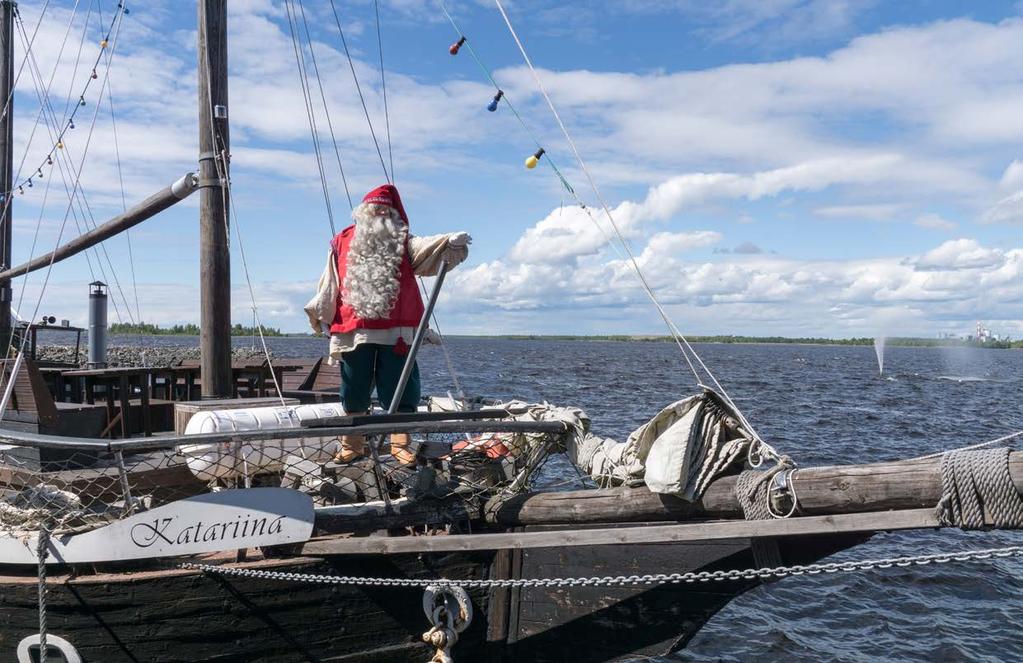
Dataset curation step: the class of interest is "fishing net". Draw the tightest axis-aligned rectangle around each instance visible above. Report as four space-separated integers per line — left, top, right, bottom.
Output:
0 397 586 538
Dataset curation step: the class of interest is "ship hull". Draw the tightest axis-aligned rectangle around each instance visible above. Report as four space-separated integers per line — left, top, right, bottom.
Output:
0 531 864 662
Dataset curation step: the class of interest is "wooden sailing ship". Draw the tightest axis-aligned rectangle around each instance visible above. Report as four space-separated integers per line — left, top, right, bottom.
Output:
0 3 1019 663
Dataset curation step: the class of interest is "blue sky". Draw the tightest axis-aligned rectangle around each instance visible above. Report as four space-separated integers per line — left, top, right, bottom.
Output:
7 0 1023 338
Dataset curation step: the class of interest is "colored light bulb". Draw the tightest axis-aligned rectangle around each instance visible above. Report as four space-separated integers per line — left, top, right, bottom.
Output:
449 36 466 55
487 89 504 112
100 39 108 48
26 179 32 188
57 141 64 149
79 97 86 107
91 70 98 80
525 147 545 169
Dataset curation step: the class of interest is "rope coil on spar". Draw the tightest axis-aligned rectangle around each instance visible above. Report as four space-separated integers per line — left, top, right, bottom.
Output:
181 543 1023 588
936 448 1023 529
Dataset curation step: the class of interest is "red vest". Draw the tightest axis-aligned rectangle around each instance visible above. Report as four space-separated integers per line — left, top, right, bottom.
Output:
329 225 425 334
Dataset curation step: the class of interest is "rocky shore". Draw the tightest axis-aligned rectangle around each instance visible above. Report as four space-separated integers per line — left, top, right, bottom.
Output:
36 345 271 367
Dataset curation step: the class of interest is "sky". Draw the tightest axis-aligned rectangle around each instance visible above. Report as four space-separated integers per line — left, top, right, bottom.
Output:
6 0 1023 339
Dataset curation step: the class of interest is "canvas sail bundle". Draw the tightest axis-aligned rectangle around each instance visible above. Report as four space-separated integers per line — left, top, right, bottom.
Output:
569 391 755 500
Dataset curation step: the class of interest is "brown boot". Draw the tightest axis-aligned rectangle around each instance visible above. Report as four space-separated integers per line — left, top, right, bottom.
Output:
334 434 366 463
389 433 416 465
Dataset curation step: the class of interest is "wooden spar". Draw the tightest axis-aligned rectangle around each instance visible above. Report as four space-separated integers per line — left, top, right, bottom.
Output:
300 508 940 556
0 174 199 284
0 0 12 348
197 0 232 399
486 453 1023 525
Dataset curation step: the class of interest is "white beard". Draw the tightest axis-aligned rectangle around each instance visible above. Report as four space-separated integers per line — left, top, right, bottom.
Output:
342 203 408 320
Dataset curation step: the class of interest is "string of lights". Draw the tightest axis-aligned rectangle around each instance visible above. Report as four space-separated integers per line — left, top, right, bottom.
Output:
5 1 128 198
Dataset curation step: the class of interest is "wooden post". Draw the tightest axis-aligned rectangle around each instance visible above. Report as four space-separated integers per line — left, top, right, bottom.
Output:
0 1 14 352
197 0 232 398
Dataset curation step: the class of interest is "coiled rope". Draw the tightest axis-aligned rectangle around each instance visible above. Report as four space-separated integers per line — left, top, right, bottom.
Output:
936 448 1023 529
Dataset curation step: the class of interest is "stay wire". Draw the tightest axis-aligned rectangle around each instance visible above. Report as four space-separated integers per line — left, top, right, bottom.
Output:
492 0 771 450
437 0 705 392
294 0 352 212
3 3 127 369
283 0 337 234
15 7 136 327
374 0 393 184
327 0 390 183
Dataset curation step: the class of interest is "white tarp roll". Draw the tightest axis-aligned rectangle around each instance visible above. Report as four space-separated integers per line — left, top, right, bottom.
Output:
179 403 347 481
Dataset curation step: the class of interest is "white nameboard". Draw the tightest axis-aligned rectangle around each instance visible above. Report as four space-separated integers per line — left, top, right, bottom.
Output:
0 488 314 565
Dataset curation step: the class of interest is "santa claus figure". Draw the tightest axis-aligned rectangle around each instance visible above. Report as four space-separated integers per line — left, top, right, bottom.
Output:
305 184 470 464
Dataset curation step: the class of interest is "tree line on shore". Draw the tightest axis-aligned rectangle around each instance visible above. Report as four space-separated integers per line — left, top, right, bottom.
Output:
108 322 285 337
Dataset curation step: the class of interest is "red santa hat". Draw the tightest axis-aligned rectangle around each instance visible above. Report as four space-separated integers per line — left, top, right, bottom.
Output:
361 184 408 224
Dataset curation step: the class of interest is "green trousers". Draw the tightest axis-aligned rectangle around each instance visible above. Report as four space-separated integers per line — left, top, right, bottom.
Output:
339 343 421 413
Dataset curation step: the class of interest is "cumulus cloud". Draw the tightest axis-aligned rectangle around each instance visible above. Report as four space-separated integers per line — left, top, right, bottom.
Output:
913 239 1006 271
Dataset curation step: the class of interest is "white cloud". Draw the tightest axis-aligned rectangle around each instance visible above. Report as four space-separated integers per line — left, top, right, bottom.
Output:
914 213 957 231
913 239 1006 271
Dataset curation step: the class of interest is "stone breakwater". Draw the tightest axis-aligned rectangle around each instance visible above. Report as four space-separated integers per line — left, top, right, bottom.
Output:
36 345 270 367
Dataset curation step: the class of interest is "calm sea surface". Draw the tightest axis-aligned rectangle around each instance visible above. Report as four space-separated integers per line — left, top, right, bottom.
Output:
111 335 1023 661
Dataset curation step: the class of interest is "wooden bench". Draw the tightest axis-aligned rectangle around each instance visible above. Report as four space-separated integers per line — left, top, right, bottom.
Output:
0 357 109 437
280 357 341 404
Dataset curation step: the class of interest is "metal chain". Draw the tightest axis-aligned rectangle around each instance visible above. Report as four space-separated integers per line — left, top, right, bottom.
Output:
181 544 1023 589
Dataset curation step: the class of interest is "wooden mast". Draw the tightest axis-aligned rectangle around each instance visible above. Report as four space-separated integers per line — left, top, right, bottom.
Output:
0 0 14 352
197 0 231 398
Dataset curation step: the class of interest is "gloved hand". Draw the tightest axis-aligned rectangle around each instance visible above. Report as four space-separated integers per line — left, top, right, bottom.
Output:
448 232 471 247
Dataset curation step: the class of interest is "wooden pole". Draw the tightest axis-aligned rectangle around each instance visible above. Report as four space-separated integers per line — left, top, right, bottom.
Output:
0 1 13 350
198 0 232 398
0 173 198 283
485 453 1023 525
388 261 448 415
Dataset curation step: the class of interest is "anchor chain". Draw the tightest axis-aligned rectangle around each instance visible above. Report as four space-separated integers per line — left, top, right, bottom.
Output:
182 543 1023 589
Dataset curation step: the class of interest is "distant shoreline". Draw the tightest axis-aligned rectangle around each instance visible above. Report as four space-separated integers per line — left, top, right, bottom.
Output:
448 335 1022 349
98 329 1020 349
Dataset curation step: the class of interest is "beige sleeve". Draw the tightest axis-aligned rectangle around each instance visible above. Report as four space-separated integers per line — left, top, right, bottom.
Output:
408 233 470 276
303 249 339 335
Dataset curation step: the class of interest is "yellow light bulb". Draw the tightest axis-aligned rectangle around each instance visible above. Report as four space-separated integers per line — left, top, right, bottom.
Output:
100 39 108 48
57 141 64 149
525 147 545 170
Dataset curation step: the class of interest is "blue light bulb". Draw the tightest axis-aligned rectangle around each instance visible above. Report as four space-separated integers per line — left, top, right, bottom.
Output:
487 89 504 113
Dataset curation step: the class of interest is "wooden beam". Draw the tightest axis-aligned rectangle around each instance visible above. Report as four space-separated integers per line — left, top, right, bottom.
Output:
300 508 940 556
0 174 199 284
486 453 1023 525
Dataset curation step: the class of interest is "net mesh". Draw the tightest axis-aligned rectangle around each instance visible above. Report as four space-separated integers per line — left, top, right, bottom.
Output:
0 398 584 538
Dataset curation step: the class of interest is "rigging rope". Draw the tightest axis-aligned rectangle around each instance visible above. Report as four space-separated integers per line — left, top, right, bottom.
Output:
283 0 337 235
15 7 136 327
373 0 394 184
295 0 353 211
489 0 772 453
10 0 129 331
327 0 390 183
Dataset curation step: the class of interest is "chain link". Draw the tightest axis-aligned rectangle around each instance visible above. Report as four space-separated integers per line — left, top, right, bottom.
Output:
181 544 1023 589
